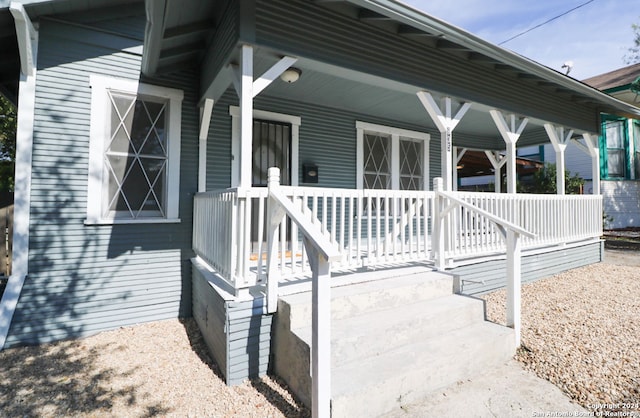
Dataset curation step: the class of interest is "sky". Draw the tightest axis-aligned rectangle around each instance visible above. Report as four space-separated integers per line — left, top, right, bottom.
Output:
402 0 639 81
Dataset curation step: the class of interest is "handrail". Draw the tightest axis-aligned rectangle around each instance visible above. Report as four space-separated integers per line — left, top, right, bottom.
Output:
266 167 336 418
437 189 536 239
433 177 533 348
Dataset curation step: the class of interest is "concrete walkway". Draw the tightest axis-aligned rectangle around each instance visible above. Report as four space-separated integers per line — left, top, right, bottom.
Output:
381 360 586 418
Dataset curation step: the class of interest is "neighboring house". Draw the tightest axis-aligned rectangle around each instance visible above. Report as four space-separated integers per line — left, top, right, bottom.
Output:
518 64 640 226
584 63 640 228
1 0 639 415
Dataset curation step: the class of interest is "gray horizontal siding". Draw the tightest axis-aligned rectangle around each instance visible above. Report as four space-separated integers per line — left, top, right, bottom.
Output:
192 260 272 385
453 241 604 295
6 15 198 347
226 298 272 385
601 180 640 228
206 89 441 191
192 265 229 378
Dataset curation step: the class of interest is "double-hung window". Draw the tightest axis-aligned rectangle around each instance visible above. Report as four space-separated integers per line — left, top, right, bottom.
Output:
356 121 430 191
87 75 183 224
603 118 627 179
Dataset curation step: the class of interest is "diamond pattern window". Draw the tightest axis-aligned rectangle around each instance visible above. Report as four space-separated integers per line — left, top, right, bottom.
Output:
87 75 183 224
105 93 167 218
399 138 423 191
357 121 430 193
363 132 391 189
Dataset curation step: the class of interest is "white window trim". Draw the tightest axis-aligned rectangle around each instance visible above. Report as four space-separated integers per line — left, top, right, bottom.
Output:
356 121 430 190
229 105 300 187
86 74 184 224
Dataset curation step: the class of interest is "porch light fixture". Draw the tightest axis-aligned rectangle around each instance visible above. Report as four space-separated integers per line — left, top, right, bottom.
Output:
280 67 301 83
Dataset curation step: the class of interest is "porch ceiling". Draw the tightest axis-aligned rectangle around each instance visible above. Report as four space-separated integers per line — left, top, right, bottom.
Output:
250 50 551 149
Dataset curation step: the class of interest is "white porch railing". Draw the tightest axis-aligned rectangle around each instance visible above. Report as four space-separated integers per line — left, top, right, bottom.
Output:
193 186 434 294
439 191 602 262
193 184 602 294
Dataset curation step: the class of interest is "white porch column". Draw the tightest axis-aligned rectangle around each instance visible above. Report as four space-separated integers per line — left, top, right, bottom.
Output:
485 150 507 193
544 124 574 195
238 45 254 188
417 92 471 191
452 147 467 191
229 51 298 188
572 133 600 195
490 111 528 194
303 236 332 418
506 229 522 347
198 98 214 192
484 151 507 193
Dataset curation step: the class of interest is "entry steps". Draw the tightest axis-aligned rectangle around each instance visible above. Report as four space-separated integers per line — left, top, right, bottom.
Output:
271 267 516 417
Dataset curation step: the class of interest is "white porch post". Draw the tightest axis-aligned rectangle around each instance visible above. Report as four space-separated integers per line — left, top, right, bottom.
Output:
266 168 285 314
432 177 446 270
490 111 528 194
229 52 298 188
417 92 471 191
239 45 254 189
506 229 522 347
198 98 214 192
453 147 467 191
304 236 332 418
572 133 600 195
485 151 507 193
544 124 574 195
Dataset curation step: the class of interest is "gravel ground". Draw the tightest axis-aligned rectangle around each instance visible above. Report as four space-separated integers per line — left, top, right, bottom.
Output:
0 319 310 417
1 250 638 417
482 253 640 413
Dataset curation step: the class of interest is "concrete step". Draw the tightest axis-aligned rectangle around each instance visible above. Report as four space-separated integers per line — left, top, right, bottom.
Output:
294 294 486 368
278 269 454 330
271 268 517 416
330 321 516 418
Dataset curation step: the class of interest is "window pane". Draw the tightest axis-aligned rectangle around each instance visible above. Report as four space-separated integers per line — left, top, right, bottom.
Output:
605 120 624 148
399 138 423 190
121 159 149 211
108 94 135 154
363 132 391 189
607 150 625 178
106 154 133 212
104 94 168 218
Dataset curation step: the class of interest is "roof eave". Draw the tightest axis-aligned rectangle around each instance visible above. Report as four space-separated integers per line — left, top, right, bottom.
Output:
346 0 640 120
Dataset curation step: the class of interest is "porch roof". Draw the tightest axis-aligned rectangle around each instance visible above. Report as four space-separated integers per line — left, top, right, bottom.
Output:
137 0 640 149
0 0 140 104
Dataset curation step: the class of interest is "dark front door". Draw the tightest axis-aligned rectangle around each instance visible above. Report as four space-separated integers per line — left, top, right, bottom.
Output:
252 119 291 187
251 119 292 252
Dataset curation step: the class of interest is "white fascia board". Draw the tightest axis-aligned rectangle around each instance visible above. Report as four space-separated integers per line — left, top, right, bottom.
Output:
9 2 36 76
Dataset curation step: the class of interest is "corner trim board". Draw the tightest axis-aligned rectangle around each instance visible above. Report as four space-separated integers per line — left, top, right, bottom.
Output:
0 6 38 350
